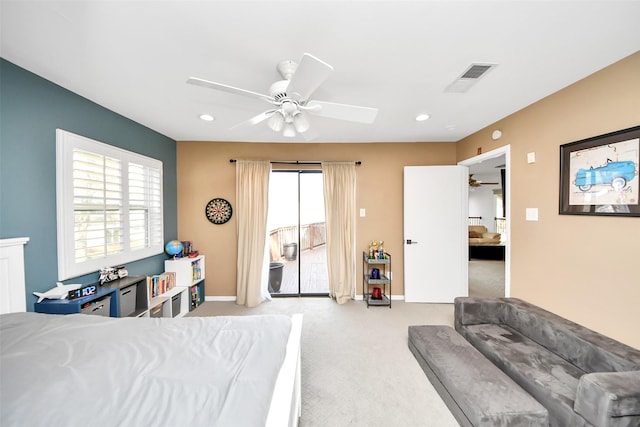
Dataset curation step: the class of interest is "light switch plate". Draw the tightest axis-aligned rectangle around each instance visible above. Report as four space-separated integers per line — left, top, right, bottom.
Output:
360 208 366 217
526 208 539 221
527 152 536 163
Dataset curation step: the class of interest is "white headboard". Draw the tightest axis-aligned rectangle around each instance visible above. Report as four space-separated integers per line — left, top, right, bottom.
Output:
0 237 30 314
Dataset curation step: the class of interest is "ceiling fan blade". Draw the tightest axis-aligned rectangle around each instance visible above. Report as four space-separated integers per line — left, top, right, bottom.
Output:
230 110 276 130
187 77 274 103
286 53 334 101
306 100 378 124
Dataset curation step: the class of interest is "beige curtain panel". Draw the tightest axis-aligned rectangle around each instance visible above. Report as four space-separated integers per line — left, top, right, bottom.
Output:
322 161 356 304
235 160 271 307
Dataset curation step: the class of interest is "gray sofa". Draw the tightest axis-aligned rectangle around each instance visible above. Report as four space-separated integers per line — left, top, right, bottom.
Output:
454 297 640 427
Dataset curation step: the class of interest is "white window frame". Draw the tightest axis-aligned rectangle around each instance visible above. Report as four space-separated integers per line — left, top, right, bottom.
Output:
56 129 164 280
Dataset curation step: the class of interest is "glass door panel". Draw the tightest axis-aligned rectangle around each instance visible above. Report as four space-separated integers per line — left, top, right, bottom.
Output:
299 173 328 294
267 170 328 296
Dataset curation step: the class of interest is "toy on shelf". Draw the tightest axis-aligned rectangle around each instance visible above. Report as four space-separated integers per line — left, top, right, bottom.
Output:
368 240 386 259
99 265 128 284
33 282 81 303
165 240 184 258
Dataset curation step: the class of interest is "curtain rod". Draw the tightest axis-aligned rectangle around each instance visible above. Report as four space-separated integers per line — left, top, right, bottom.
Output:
229 159 361 165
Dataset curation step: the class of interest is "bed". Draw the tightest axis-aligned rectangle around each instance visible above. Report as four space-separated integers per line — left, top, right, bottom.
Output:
0 311 303 427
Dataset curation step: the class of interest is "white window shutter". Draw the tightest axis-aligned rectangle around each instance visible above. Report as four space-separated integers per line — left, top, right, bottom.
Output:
56 130 164 280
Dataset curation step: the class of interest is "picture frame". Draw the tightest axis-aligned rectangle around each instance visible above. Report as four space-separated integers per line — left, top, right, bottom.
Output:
559 125 640 216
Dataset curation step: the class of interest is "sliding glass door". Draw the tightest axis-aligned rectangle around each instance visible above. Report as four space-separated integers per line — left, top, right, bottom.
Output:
267 170 329 296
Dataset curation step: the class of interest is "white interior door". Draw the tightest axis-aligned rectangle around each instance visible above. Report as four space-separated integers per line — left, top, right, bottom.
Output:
404 166 468 303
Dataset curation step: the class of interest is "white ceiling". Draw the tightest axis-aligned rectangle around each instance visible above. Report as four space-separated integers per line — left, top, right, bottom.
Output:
2 1 639 143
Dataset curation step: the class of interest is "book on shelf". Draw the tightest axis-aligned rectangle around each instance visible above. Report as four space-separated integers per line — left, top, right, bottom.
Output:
191 284 200 309
147 271 176 299
192 261 202 282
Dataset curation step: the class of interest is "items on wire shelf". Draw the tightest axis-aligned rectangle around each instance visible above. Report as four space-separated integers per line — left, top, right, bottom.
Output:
363 242 392 308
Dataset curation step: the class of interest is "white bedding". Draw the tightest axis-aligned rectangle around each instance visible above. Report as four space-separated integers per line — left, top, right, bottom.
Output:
0 312 294 427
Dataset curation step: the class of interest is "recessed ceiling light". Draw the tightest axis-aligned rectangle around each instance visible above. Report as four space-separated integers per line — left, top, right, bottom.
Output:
199 114 215 121
415 113 430 122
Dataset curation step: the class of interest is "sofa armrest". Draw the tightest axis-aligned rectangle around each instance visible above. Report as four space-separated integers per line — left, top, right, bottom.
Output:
574 371 640 427
454 297 506 332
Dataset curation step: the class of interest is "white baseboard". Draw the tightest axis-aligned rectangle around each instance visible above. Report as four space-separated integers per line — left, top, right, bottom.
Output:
205 295 407 302
355 294 405 301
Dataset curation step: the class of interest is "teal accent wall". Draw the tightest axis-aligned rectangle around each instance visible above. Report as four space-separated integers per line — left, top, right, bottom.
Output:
0 59 178 309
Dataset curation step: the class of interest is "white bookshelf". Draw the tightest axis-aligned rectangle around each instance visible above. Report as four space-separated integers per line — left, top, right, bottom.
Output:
164 255 205 311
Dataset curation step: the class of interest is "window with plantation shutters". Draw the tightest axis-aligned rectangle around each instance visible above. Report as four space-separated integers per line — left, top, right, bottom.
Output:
56 129 163 280
72 149 123 263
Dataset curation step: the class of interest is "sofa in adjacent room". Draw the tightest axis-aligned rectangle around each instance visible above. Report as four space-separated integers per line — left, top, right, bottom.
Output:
468 225 501 244
468 225 504 260
454 297 640 427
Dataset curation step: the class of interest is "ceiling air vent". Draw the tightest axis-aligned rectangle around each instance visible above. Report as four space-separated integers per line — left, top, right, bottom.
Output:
445 63 497 93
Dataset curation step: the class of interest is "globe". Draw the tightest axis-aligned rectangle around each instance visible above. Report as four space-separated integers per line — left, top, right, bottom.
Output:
165 240 183 257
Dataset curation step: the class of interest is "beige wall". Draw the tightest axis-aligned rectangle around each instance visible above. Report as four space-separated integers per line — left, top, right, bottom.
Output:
457 52 640 348
176 141 455 302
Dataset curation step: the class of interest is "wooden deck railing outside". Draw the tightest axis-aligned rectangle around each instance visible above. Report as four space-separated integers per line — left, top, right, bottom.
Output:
269 222 326 261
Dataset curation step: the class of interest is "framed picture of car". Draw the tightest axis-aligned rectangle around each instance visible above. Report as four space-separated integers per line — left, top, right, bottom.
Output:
559 125 640 216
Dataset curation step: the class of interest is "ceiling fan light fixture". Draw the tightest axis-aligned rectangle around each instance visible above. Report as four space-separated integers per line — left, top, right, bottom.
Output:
283 123 296 138
293 112 310 133
281 100 298 116
268 111 285 132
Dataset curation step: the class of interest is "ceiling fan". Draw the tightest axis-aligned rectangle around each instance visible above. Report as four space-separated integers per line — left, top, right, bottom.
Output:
469 175 499 187
187 53 378 138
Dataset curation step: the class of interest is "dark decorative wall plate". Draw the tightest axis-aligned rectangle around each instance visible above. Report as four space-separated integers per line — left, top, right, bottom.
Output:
205 198 232 224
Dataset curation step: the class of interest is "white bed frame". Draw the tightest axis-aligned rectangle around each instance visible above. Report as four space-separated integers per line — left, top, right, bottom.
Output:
0 237 29 314
266 313 303 427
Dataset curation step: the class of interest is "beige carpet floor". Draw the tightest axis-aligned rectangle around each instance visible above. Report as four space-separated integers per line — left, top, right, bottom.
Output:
469 260 505 298
189 298 460 427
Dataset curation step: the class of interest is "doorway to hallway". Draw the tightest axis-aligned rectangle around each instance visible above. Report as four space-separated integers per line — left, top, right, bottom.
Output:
267 170 329 296
459 145 510 297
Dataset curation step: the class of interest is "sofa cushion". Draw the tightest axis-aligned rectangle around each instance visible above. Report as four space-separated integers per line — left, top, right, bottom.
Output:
468 227 501 244
455 297 507 330
468 225 487 234
501 299 640 373
461 323 586 427
483 232 501 240
455 297 640 374
468 237 502 245
574 371 640 427
409 325 548 427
